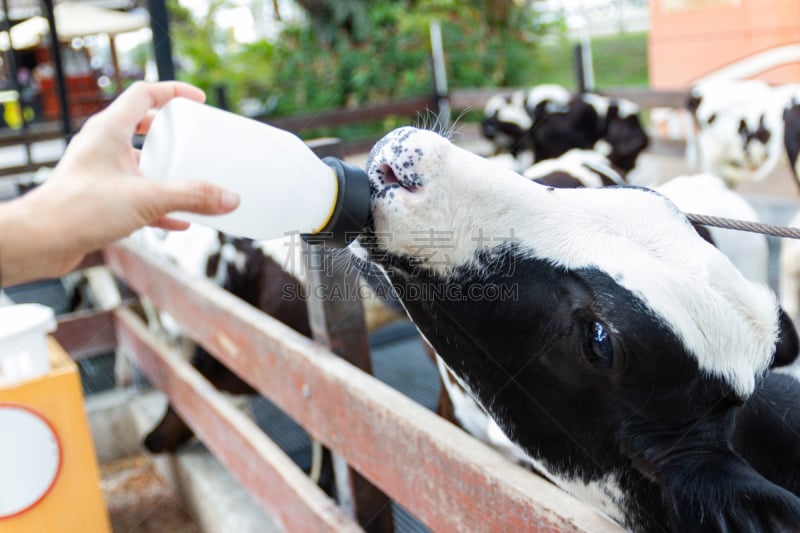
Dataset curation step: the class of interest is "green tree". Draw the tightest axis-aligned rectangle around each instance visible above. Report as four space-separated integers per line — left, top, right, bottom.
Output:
165 0 556 124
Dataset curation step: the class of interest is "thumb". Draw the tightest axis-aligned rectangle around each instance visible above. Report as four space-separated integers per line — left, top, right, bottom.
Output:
154 180 240 217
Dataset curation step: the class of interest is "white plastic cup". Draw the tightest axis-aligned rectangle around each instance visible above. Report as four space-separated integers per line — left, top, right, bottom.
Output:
0 303 56 386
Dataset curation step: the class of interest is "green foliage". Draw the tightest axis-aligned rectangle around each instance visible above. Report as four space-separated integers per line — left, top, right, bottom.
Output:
166 0 277 109
265 1 552 116
165 0 648 140
591 32 650 88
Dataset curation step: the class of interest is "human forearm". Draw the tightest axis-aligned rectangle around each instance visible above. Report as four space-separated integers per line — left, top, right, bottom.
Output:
0 193 74 286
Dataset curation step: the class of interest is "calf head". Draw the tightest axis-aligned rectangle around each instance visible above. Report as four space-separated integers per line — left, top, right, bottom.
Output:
356 126 800 531
734 113 773 173
530 93 602 162
481 91 531 157
603 100 649 172
783 97 800 188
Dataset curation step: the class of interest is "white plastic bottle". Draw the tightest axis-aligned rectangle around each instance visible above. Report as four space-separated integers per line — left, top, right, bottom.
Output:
139 97 370 246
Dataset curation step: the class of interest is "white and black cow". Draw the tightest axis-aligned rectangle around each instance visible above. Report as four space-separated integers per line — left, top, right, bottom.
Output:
355 126 800 531
528 91 649 174
436 164 768 471
137 227 312 453
783 92 800 191
481 89 532 159
138 227 401 454
481 85 649 175
686 80 790 186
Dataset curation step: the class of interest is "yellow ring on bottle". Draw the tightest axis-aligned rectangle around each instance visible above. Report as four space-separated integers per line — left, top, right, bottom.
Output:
310 167 339 234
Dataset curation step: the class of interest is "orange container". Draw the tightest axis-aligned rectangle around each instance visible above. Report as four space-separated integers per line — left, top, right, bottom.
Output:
0 338 110 533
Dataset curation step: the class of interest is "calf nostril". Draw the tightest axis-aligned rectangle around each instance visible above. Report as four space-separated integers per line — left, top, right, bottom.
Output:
379 164 400 186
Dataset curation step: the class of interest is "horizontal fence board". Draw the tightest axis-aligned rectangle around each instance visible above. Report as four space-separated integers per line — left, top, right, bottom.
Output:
600 88 690 110
0 160 61 178
55 309 117 359
262 96 434 133
449 87 690 112
114 307 362 533
104 242 621 533
0 122 65 148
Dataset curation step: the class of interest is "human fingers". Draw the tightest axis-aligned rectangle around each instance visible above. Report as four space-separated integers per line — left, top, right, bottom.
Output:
100 81 206 133
150 180 240 217
135 109 159 134
149 217 191 231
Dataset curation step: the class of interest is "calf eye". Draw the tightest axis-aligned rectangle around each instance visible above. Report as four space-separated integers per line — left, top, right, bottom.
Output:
585 321 614 369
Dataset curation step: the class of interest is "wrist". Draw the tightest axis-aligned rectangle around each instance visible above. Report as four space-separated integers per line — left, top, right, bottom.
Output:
0 192 71 286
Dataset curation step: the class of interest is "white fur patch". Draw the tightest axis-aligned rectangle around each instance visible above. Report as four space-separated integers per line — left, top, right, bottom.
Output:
592 139 613 156
581 93 611 119
368 127 778 397
614 98 640 119
522 455 627 525
526 84 571 114
523 149 622 187
497 105 532 130
656 174 768 285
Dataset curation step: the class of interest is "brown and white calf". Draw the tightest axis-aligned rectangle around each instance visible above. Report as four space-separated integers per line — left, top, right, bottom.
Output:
354 126 800 532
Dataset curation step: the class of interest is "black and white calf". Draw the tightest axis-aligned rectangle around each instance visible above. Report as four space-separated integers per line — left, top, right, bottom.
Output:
137 227 401 453
481 85 649 175
783 91 800 191
528 91 649 173
481 89 532 159
135 227 312 452
356 126 800 531
686 80 792 186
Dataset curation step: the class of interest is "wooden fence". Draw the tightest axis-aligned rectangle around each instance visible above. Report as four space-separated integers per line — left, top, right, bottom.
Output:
98 241 621 532
50 242 623 531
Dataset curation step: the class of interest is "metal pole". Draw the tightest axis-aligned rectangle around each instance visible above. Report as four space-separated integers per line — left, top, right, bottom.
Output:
41 0 71 136
573 44 586 93
109 35 123 95
1 0 32 162
148 0 175 80
578 0 595 92
214 84 228 111
429 20 450 131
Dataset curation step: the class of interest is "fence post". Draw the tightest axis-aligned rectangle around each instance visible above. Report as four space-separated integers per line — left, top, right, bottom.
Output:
574 43 586 93
429 19 450 130
42 0 71 136
214 84 229 111
148 0 177 81
304 139 396 533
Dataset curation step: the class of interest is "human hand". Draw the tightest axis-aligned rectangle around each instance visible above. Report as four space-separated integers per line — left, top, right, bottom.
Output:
0 81 240 286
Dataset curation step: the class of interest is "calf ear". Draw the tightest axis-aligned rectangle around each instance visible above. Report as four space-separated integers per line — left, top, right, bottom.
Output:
664 450 800 533
773 308 799 368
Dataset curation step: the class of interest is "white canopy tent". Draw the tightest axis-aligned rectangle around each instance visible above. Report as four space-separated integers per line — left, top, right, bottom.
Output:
0 3 149 50
0 3 149 95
